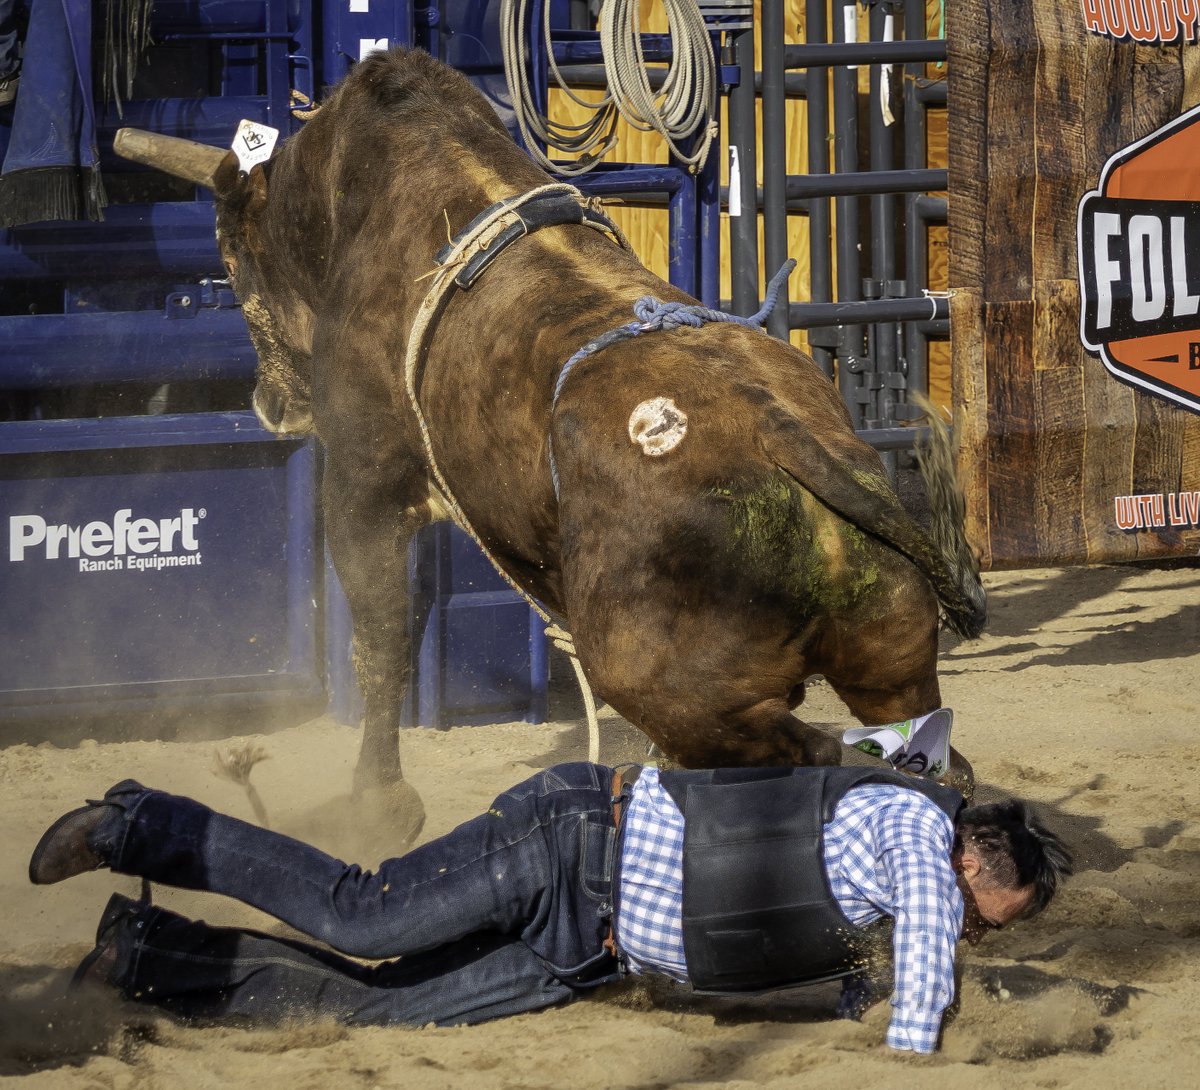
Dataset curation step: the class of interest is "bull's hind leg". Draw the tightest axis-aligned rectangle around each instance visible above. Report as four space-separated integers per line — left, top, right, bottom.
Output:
820 602 975 799
576 620 844 770
674 699 845 769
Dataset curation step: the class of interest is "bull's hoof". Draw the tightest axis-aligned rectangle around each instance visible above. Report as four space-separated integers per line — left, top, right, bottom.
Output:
352 758 403 796
290 779 426 862
355 779 427 849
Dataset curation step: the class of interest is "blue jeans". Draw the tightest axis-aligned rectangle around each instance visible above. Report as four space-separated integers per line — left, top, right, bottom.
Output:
94 762 623 1026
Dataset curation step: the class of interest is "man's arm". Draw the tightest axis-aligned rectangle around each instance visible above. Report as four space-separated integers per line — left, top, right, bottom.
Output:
878 803 964 1053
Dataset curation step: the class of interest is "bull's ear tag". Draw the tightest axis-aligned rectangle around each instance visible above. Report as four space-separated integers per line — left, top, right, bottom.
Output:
232 120 279 174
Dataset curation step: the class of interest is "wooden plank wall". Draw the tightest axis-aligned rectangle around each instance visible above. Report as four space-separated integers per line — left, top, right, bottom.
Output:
950 0 1200 568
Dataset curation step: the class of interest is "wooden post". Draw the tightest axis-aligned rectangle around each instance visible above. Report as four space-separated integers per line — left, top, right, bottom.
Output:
950 0 1200 567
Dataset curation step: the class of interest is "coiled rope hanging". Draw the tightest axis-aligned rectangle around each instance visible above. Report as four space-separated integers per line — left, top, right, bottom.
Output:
599 0 717 171
501 0 718 175
500 0 621 175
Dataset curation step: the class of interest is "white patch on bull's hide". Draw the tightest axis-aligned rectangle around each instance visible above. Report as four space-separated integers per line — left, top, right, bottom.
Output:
628 397 688 457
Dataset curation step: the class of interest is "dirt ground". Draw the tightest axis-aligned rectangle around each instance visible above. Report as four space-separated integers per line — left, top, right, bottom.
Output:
2 563 1199 1089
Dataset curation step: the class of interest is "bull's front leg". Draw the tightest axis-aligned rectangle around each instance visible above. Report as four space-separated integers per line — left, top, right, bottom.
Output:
322 449 429 809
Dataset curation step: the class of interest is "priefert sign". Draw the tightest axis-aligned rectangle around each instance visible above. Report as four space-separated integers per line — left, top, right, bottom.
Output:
8 507 205 573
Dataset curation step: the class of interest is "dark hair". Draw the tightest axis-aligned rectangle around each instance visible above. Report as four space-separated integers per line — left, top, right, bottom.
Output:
956 800 1074 917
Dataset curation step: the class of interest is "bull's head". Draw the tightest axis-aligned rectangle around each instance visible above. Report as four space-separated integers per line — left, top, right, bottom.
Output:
113 128 315 437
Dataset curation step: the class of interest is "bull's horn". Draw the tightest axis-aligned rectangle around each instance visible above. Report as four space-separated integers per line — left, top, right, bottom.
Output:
113 128 228 188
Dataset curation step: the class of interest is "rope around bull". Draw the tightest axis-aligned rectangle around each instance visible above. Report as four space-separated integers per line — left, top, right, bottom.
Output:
548 258 797 496
404 183 619 760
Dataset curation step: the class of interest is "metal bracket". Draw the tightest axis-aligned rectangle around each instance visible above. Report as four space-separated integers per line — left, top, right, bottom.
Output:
166 279 240 318
807 326 843 349
165 291 199 319
199 277 239 308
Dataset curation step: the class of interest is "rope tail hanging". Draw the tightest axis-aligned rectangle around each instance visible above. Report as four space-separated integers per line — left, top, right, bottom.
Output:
545 626 601 763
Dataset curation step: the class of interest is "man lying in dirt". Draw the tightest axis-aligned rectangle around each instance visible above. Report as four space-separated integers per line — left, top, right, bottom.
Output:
29 761 1072 1054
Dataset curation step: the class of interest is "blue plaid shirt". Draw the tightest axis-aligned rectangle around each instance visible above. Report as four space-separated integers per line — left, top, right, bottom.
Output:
615 767 963 1054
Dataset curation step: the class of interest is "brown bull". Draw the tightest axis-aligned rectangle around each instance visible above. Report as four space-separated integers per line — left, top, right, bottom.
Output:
115 47 985 799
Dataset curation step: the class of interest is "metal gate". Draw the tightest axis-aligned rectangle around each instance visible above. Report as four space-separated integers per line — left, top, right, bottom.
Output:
726 0 948 473
0 1 950 729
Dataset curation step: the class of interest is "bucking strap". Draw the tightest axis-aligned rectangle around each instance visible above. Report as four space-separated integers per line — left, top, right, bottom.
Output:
435 191 625 289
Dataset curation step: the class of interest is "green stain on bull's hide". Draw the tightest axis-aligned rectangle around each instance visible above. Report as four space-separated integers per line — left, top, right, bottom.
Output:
836 521 881 603
724 477 796 561
850 465 892 497
713 475 880 614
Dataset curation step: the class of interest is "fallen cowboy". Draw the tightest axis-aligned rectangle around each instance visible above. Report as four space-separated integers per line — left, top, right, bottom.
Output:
29 758 1071 1053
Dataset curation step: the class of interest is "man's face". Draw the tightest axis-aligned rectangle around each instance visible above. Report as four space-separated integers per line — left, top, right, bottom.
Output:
954 847 1036 945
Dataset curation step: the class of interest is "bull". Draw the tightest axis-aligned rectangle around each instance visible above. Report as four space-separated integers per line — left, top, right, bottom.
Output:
114 47 985 808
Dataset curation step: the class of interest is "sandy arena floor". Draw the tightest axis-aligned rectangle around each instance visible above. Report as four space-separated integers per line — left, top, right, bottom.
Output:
2 563 1199 1089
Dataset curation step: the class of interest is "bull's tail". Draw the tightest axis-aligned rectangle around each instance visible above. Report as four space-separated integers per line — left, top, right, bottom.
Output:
911 394 987 638
760 394 986 639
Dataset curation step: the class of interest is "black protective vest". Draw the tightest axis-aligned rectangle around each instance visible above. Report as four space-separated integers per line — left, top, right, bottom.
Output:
658 766 963 993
